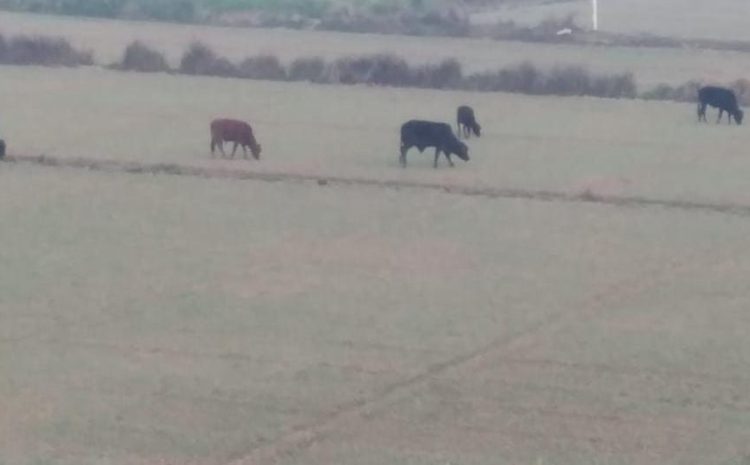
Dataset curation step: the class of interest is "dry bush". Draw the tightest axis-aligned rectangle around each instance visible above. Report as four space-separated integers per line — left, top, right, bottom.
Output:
0 35 93 66
465 62 542 93
237 55 287 80
413 58 463 89
329 54 414 86
179 41 238 77
641 81 701 102
210 57 238 77
492 15 581 43
642 79 750 105
465 62 636 98
118 41 170 72
288 56 327 82
590 73 637 99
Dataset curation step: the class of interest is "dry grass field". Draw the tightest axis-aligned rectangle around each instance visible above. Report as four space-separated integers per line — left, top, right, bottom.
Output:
475 0 750 42
2 11 750 88
2 66 750 205
2 10 750 465
3 161 750 465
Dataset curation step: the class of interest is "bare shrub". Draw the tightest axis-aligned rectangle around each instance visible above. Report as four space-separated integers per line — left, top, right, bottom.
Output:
237 55 287 80
413 58 463 89
330 54 414 86
210 57 238 77
641 81 701 102
465 62 635 98
492 14 581 43
2 35 93 66
465 62 542 93
119 41 169 72
642 79 750 105
544 65 593 96
179 41 218 75
288 57 327 82
316 5 469 37
591 73 637 99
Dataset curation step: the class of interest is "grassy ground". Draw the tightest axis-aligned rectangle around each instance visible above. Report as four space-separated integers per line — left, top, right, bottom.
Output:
2 65 750 206
1 30 750 464
2 11 750 88
475 0 750 42
2 160 750 465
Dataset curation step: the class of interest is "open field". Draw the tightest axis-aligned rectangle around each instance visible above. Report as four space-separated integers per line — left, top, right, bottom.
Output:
2 65 750 206
2 11 750 88
2 28 750 464
2 161 750 465
475 0 750 42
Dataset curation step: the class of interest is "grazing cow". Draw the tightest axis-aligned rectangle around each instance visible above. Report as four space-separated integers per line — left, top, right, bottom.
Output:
698 86 744 125
210 118 262 159
400 120 469 168
456 105 481 139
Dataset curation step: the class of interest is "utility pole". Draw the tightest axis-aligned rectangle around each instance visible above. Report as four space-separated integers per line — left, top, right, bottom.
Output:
592 0 599 31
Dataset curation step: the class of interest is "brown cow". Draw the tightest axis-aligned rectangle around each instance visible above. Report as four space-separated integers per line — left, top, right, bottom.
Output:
210 118 262 160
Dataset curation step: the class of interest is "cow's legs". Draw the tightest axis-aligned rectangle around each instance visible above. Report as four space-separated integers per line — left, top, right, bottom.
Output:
241 144 248 159
697 103 706 122
717 109 724 124
230 142 239 159
400 144 408 168
217 141 227 158
434 148 441 168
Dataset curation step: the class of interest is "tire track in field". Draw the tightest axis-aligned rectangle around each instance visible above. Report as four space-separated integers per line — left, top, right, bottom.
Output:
6 153 750 218
4 153 744 463
224 240 729 465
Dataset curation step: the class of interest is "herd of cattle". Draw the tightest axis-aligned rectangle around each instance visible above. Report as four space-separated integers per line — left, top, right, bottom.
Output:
0 86 741 167
208 85 744 169
209 104 483 168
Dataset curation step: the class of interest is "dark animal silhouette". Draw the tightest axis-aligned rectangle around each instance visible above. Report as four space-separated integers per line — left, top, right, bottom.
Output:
456 105 481 138
210 118 262 159
698 86 744 125
0 139 5 159
400 120 469 168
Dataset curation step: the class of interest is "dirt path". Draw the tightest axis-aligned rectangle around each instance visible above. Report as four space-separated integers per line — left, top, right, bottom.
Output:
6 153 750 219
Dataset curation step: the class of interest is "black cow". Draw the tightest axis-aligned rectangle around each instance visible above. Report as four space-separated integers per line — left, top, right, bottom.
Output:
456 105 481 138
698 86 744 125
400 120 469 168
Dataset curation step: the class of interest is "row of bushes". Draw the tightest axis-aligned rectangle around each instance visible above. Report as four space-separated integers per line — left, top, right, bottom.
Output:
641 79 750 106
115 41 637 99
120 40 750 104
0 33 93 66
0 31 743 105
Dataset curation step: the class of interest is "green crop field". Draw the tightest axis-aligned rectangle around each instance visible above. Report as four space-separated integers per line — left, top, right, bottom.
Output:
2 11 750 465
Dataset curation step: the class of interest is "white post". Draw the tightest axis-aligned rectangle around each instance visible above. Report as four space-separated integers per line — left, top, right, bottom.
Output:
592 0 598 31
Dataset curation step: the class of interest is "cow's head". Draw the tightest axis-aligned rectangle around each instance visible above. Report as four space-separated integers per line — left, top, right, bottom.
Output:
454 141 469 161
473 123 482 137
250 142 262 160
735 109 744 125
